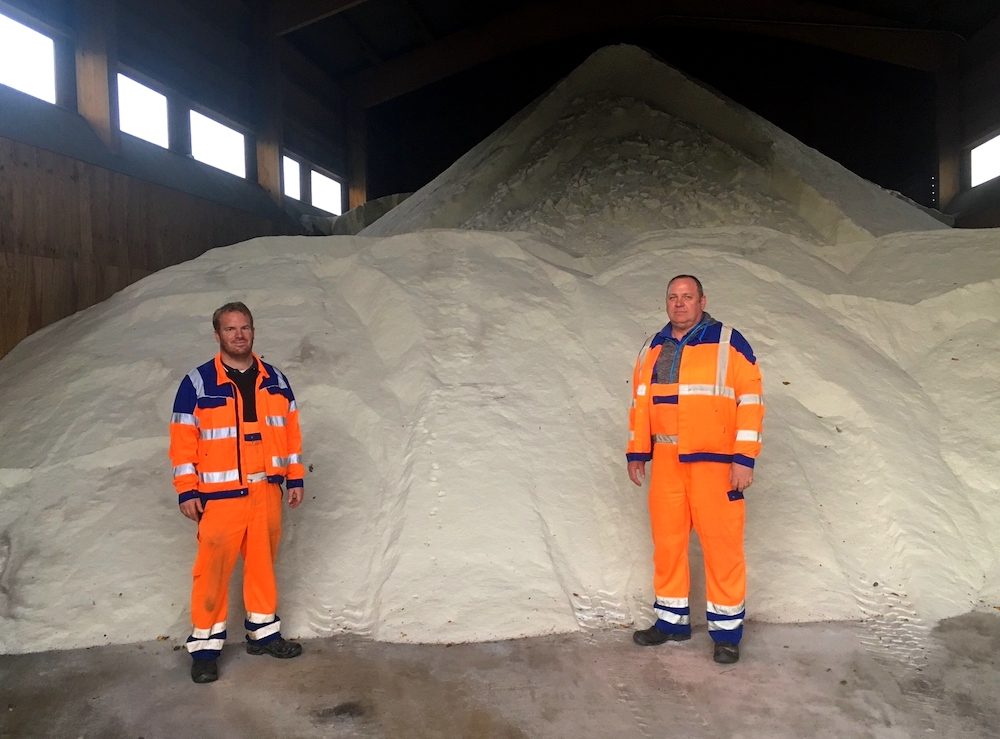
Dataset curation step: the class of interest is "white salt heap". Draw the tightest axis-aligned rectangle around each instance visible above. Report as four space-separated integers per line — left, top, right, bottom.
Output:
0 46 997 655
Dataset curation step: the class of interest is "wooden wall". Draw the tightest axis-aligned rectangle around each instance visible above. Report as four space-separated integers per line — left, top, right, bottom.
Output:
0 135 286 359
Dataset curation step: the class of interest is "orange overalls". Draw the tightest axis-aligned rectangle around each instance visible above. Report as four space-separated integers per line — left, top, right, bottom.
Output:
627 317 763 644
169 354 305 660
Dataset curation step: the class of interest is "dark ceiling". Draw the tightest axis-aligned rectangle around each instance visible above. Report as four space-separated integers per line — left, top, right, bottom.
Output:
281 0 1000 205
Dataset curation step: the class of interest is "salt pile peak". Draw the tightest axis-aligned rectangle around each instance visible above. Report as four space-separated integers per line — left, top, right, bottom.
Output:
365 44 946 245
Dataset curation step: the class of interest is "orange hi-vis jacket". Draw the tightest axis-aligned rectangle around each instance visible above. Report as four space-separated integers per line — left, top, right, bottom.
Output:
169 353 305 505
627 316 763 467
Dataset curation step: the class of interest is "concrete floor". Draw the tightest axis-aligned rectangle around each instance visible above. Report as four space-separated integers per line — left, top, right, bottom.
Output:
2 612 998 738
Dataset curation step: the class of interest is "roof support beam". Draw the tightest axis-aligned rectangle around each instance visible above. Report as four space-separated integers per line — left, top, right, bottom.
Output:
342 0 962 109
274 0 371 36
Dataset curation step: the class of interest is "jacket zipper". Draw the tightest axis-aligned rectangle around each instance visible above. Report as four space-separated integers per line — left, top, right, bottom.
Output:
230 378 243 486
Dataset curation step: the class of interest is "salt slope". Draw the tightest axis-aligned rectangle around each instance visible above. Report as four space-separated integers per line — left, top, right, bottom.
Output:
364 45 946 245
1 226 998 654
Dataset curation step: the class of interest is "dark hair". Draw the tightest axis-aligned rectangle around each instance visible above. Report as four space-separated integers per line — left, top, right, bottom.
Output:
212 302 254 331
666 274 704 297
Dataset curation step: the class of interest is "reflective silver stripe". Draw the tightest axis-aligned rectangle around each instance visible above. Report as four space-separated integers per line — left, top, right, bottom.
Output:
653 434 677 444
655 610 690 625
636 334 654 370
200 426 237 440
265 416 287 427
191 622 227 639
173 463 196 478
274 369 290 390
289 400 298 412
272 454 301 468
200 468 240 484
716 326 732 390
654 597 690 624
186 638 225 653
247 612 276 623
678 384 736 399
187 368 206 398
708 618 743 631
171 412 198 427
247 620 281 640
737 393 762 406
246 472 267 483
707 601 745 616
735 429 762 442
707 600 745 632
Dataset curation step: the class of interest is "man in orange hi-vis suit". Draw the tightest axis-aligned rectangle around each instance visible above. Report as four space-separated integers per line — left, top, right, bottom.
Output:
170 302 306 684
627 275 763 664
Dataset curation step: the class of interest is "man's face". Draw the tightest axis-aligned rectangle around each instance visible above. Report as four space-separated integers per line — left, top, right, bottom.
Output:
215 310 254 360
666 278 706 331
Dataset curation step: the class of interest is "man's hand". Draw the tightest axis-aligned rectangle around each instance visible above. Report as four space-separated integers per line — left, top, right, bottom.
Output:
179 498 203 521
287 486 304 509
627 460 646 487
731 464 753 492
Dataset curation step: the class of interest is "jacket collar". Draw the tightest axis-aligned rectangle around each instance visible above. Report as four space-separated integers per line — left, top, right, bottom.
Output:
213 352 270 386
658 312 717 344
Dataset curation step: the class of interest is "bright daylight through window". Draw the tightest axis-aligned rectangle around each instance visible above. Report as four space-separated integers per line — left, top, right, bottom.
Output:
0 12 56 103
970 134 1000 187
190 110 246 178
117 74 168 148
283 156 301 200
311 170 343 214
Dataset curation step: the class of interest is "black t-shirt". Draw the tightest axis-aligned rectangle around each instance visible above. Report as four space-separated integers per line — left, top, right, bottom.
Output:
223 361 258 422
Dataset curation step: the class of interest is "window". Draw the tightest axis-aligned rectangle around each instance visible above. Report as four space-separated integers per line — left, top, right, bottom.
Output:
190 110 246 178
282 156 301 200
970 134 1000 188
117 74 168 148
311 170 343 215
0 12 55 103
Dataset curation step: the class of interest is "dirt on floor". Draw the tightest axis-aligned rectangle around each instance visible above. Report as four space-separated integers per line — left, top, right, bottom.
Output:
1 611 998 738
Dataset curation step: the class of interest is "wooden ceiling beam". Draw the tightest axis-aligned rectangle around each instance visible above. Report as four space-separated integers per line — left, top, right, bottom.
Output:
273 0 372 36
342 0 963 109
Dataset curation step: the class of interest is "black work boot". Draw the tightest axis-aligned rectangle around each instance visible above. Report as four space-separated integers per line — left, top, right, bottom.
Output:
713 642 740 664
632 625 692 646
191 659 218 683
246 636 303 658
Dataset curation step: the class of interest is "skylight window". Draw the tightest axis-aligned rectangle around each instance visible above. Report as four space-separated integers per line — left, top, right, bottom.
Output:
0 12 56 103
189 110 246 178
117 74 168 148
970 134 1000 188
311 170 343 215
283 156 301 200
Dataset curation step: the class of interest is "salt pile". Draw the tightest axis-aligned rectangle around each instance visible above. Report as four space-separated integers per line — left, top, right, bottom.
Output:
0 46 997 655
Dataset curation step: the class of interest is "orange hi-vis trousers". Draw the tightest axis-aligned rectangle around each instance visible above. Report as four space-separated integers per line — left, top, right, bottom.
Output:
185 421 285 661
648 443 746 644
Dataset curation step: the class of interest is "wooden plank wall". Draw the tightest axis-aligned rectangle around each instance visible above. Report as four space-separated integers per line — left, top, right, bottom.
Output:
0 135 285 359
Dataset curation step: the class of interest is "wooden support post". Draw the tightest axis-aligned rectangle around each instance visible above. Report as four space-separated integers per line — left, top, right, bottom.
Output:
347 105 367 210
54 35 78 110
253 0 283 204
168 95 192 156
300 160 312 206
73 0 119 151
935 66 963 210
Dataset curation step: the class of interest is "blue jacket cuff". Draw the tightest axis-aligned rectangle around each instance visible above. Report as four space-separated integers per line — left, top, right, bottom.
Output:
733 454 756 469
286 478 304 489
626 453 653 463
178 490 200 505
